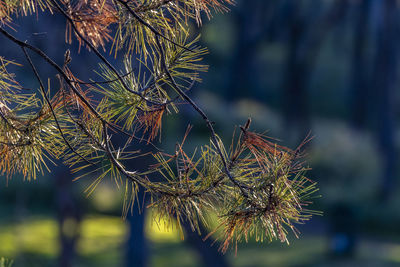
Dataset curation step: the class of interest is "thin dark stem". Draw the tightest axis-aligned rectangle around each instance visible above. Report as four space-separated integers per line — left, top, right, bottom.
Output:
49 0 165 107
154 35 249 198
116 0 194 52
59 74 163 151
102 121 148 187
69 68 136 85
59 79 104 151
0 27 153 146
22 46 96 167
0 27 103 120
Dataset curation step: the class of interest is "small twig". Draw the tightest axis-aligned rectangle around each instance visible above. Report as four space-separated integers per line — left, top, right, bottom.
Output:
0 27 102 120
49 0 166 107
22 46 96 167
68 68 136 85
154 35 249 198
102 121 147 187
116 0 194 53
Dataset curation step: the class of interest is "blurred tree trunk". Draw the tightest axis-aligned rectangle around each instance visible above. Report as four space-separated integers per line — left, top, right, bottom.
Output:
176 118 230 267
126 190 148 267
225 0 273 102
282 0 347 142
349 0 371 129
182 220 230 267
124 141 150 267
282 0 308 140
373 0 398 202
56 167 82 267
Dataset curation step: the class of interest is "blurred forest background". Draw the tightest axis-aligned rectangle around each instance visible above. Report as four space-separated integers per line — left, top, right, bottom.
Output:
1 0 400 266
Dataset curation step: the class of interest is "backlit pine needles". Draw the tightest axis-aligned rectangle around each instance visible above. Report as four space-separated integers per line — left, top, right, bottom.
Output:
0 0 320 254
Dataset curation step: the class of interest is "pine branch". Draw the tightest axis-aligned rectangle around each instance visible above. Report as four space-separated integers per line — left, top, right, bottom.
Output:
153 35 250 198
0 0 320 253
21 46 96 167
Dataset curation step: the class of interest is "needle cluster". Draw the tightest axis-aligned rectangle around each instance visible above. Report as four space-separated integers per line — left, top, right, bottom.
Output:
0 0 319 253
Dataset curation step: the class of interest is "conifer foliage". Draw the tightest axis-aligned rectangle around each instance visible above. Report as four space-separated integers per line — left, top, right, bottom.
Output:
0 0 319 253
